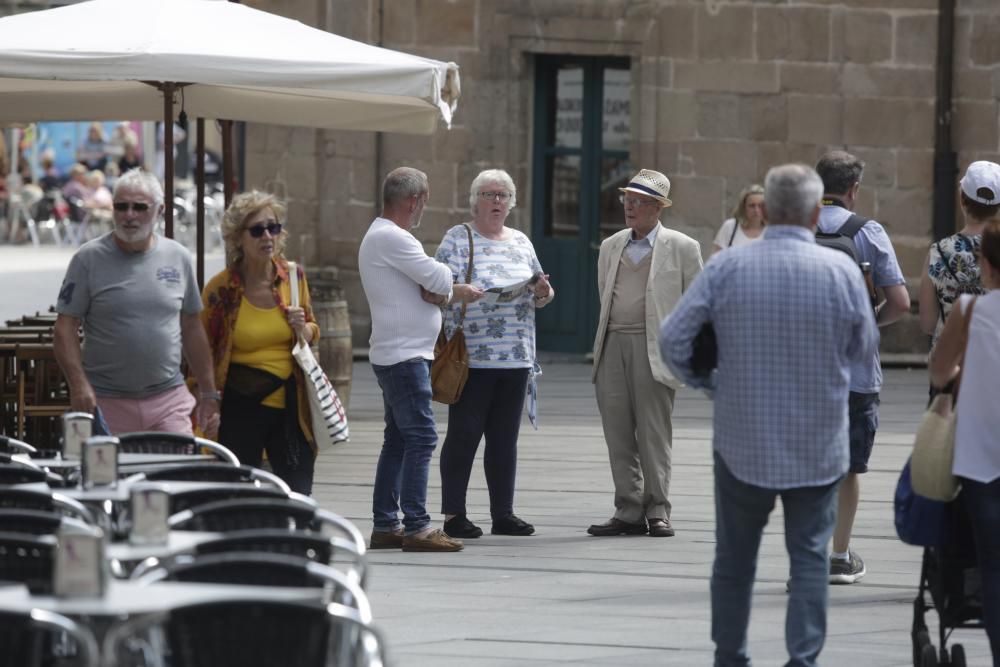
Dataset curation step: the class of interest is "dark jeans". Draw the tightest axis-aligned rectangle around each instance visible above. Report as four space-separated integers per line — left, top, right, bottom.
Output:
711 452 839 667
960 477 1000 666
371 358 438 535
440 367 529 519
218 396 314 495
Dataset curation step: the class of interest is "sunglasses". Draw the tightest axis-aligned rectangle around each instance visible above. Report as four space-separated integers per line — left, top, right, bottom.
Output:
247 222 283 238
112 201 151 213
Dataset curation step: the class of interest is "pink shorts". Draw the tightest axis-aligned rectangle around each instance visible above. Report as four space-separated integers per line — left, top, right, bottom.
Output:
97 384 197 435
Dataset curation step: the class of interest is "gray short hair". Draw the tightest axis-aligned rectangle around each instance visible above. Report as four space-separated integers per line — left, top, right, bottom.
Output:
763 164 824 227
815 150 864 196
382 167 428 208
113 168 164 205
468 169 517 212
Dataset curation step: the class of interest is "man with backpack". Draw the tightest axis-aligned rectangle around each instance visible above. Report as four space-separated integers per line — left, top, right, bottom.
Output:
815 151 910 584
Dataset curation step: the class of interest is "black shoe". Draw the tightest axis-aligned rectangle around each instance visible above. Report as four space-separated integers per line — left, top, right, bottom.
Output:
492 514 535 536
647 518 675 537
586 518 648 536
443 514 483 539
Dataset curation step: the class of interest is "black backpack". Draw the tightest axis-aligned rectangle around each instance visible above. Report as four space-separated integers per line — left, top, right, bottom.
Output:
816 213 877 306
815 213 867 263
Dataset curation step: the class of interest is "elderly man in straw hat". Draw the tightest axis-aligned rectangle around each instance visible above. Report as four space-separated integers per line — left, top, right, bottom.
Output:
588 169 703 538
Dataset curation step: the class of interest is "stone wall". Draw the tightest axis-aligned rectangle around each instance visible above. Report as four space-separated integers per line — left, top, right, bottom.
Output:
239 0 1000 355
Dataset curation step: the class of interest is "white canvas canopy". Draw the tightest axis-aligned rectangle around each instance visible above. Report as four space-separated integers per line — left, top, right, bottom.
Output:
0 0 460 134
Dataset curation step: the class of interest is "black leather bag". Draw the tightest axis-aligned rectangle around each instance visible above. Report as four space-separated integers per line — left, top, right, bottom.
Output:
690 323 717 378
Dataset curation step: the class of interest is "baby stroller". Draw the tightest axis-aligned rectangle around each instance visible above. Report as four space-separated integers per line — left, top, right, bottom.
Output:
910 493 984 666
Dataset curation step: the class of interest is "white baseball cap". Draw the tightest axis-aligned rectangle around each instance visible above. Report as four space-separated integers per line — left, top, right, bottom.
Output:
960 160 1000 206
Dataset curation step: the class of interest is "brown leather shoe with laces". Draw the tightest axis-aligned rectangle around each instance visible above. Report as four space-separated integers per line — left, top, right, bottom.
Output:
369 528 404 550
402 528 464 552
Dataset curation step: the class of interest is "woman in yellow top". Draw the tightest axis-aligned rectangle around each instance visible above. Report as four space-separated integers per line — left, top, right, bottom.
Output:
199 191 320 494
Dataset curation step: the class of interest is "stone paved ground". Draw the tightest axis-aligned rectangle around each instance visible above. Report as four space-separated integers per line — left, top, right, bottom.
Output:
313 361 990 667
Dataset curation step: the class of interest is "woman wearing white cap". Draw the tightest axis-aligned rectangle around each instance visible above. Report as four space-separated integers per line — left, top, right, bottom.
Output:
918 160 1000 348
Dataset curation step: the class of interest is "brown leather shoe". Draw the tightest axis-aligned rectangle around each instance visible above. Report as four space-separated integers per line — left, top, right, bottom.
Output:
647 518 675 537
369 528 404 550
402 528 464 552
586 518 647 536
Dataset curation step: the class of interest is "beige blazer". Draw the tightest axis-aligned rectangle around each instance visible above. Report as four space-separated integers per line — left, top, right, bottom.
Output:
592 222 703 389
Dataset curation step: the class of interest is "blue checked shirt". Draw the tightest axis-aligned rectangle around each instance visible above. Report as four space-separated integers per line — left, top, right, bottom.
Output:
659 225 878 489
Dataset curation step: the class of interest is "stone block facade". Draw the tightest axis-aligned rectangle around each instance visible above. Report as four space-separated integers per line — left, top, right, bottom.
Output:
232 0 1000 355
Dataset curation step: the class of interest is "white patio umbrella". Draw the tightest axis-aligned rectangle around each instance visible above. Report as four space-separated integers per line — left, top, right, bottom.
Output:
0 0 460 272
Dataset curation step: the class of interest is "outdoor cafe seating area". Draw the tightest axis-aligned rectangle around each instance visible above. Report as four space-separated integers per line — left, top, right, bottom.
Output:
0 415 386 667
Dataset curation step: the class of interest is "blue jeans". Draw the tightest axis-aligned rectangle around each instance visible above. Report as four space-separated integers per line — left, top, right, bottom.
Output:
371 358 438 536
711 452 839 667
959 477 1000 666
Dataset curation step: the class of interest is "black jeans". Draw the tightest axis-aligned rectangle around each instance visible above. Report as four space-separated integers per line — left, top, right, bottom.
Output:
219 391 315 496
440 367 529 519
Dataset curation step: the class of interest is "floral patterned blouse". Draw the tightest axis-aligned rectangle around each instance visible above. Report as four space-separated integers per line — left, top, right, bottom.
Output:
927 233 986 343
435 224 543 369
198 258 320 450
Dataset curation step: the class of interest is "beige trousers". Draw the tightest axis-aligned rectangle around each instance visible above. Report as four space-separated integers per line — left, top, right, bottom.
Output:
594 331 675 523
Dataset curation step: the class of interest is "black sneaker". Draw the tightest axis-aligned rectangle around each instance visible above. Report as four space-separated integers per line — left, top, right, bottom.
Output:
829 551 866 584
491 514 535 536
443 514 483 539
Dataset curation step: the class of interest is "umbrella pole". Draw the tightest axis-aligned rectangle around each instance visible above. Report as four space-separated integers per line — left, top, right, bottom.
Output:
222 119 234 207
196 117 206 289
163 82 174 238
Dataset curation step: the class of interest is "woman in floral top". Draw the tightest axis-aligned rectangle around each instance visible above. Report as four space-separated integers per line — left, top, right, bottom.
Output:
433 169 554 539
919 161 1000 348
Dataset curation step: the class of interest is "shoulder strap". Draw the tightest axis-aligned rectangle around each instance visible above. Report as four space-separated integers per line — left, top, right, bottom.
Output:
727 219 738 247
954 296 978 400
456 225 473 328
837 214 868 238
935 240 962 284
287 261 299 308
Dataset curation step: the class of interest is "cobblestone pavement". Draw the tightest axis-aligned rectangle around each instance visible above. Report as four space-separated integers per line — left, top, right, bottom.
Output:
313 361 990 667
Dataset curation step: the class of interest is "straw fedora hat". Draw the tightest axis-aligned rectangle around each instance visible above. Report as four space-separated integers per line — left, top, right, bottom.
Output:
619 169 672 207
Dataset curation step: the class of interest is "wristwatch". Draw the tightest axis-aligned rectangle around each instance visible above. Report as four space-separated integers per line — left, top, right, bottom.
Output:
200 390 222 402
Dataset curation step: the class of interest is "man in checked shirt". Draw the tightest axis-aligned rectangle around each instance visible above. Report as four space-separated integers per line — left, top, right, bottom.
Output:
659 163 877 667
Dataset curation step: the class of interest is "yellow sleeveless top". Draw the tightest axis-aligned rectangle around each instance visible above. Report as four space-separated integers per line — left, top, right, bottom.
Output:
230 296 294 408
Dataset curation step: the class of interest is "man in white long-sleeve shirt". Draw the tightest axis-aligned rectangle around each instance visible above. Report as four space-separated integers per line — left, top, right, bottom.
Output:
359 167 482 553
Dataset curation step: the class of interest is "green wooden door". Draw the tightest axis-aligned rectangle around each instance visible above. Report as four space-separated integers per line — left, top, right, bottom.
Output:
532 56 631 354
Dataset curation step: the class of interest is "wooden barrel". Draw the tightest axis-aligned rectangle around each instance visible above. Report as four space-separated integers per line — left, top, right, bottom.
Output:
313 299 352 411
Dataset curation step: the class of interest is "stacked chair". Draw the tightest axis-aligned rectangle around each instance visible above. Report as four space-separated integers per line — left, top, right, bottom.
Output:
0 423 387 666
0 312 65 446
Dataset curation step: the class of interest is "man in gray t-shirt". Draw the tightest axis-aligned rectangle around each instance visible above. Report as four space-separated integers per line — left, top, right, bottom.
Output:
53 169 219 435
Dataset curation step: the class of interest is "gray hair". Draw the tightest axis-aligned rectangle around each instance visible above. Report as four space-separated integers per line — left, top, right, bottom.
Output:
763 164 824 227
113 168 164 205
815 150 865 196
468 168 517 212
382 167 428 208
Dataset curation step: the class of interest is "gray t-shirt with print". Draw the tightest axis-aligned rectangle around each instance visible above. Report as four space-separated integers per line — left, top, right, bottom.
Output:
56 233 202 398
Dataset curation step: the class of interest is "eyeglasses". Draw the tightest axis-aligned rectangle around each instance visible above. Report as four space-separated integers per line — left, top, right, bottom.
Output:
618 195 657 207
247 222 283 238
478 191 511 202
112 201 151 213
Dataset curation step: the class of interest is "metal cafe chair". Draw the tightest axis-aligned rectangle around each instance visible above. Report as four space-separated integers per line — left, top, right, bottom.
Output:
116 432 240 466
0 434 38 455
0 608 99 667
0 459 65 486
192 528 367 589
0 486 96 524
168 494 366 558
0 532 57 594
124 462 291 494
0 508 92 536
164 484 290 515
103 598 387 667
